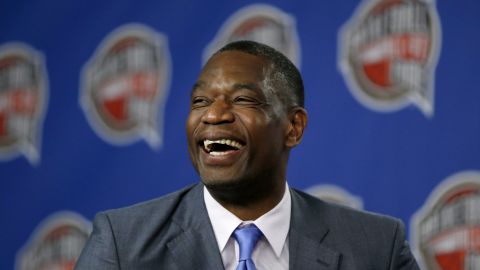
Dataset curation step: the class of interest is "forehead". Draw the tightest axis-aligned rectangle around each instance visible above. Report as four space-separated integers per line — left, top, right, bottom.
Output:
197 51 268 87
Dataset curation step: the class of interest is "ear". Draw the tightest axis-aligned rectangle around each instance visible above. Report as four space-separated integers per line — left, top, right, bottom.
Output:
285 107 308 148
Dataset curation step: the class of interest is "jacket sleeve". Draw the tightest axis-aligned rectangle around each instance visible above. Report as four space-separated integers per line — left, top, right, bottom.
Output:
388 219 420 270
74 212 120 270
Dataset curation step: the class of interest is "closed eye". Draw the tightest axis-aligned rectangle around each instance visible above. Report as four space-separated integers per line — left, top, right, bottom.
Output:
233 96 262 105
191 96 210 108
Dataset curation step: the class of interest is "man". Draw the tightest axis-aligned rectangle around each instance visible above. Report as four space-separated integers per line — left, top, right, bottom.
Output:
75 40 419 269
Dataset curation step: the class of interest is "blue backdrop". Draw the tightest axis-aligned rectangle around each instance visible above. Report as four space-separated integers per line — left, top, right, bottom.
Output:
1 1 479 269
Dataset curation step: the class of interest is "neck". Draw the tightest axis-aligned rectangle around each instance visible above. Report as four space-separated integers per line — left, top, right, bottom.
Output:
206 180 286 221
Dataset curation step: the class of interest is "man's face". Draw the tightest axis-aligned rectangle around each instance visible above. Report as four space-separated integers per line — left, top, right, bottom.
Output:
186 51 289 189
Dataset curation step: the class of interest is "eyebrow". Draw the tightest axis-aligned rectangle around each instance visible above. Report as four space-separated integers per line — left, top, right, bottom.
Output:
192 81 205 92
190 81 205 98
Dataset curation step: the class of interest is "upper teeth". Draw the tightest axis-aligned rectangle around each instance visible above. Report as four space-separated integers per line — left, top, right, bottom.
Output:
204 139 243 152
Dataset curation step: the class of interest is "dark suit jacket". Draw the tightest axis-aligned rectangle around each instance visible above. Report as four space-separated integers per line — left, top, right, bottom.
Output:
75 183 419 269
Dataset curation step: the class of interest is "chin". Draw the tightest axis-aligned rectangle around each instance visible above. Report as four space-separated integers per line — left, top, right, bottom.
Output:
200 173 264 203
201 175 243 190
201 173 254 194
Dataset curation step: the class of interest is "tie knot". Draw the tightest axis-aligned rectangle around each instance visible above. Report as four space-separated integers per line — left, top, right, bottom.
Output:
233 224 263 261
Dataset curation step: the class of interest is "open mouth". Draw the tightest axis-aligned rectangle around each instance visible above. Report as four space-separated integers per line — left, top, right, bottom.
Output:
202 139 245 156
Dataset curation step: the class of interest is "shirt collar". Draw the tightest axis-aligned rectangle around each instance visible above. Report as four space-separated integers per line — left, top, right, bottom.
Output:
203 183 291 258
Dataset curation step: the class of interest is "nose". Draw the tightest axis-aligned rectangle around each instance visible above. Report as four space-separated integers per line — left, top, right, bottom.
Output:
201 99 234 125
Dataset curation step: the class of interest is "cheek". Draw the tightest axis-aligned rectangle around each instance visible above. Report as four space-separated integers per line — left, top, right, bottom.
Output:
186 114 199 145
185 114 200 166
252 116 287 149
239 113 269 134
239 107 275 125
241 113 282 142
186 112 198 131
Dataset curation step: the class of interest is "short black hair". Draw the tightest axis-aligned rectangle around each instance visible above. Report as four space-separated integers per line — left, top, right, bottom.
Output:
216 40 304 108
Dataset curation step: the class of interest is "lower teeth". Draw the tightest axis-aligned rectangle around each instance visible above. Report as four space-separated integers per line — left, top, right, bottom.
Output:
210 151 226 156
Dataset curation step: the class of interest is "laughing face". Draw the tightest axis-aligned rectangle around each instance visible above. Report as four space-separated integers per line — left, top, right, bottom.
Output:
186 50 290 194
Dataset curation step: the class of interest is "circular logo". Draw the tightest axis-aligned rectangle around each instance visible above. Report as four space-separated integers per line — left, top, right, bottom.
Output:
0 42 48 164
339 0 441 116
411 171 480 270
203 4 301 67
16 212 91 270
81 23 171 148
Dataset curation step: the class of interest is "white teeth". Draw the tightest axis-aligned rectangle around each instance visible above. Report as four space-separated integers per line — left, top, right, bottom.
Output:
210 151 227 156
203 139 243 153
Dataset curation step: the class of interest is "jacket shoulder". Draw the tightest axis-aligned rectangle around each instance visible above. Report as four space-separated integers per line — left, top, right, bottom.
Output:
290 188 419 269
103 183 198 224
75 184 202 269
291 187 401 229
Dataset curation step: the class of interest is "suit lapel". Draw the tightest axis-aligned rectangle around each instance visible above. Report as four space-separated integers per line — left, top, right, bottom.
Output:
289 189 341 270
167 184 225 270
165 185 342 269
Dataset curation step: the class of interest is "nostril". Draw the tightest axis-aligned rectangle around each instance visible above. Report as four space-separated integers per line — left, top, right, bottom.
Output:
202 114 234 124
201 102 234 124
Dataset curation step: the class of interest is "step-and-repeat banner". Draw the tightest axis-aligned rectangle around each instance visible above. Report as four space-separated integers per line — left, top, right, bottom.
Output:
1 1 479 269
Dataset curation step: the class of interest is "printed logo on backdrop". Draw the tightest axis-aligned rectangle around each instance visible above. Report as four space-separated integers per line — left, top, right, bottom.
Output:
0 43 48 165
203 4 301 67
339 0 441 116
305 184 364 209
81 24 171 149
16 211 91 270
411 171 480 270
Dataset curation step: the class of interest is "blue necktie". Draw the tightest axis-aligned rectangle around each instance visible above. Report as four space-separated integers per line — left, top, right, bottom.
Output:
233 224 263 270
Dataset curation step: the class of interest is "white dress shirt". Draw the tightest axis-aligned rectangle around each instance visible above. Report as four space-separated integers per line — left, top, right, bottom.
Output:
204 184 291 270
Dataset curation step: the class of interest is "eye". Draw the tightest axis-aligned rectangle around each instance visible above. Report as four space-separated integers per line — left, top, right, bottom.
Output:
191 96 210 108
233 96 261 105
